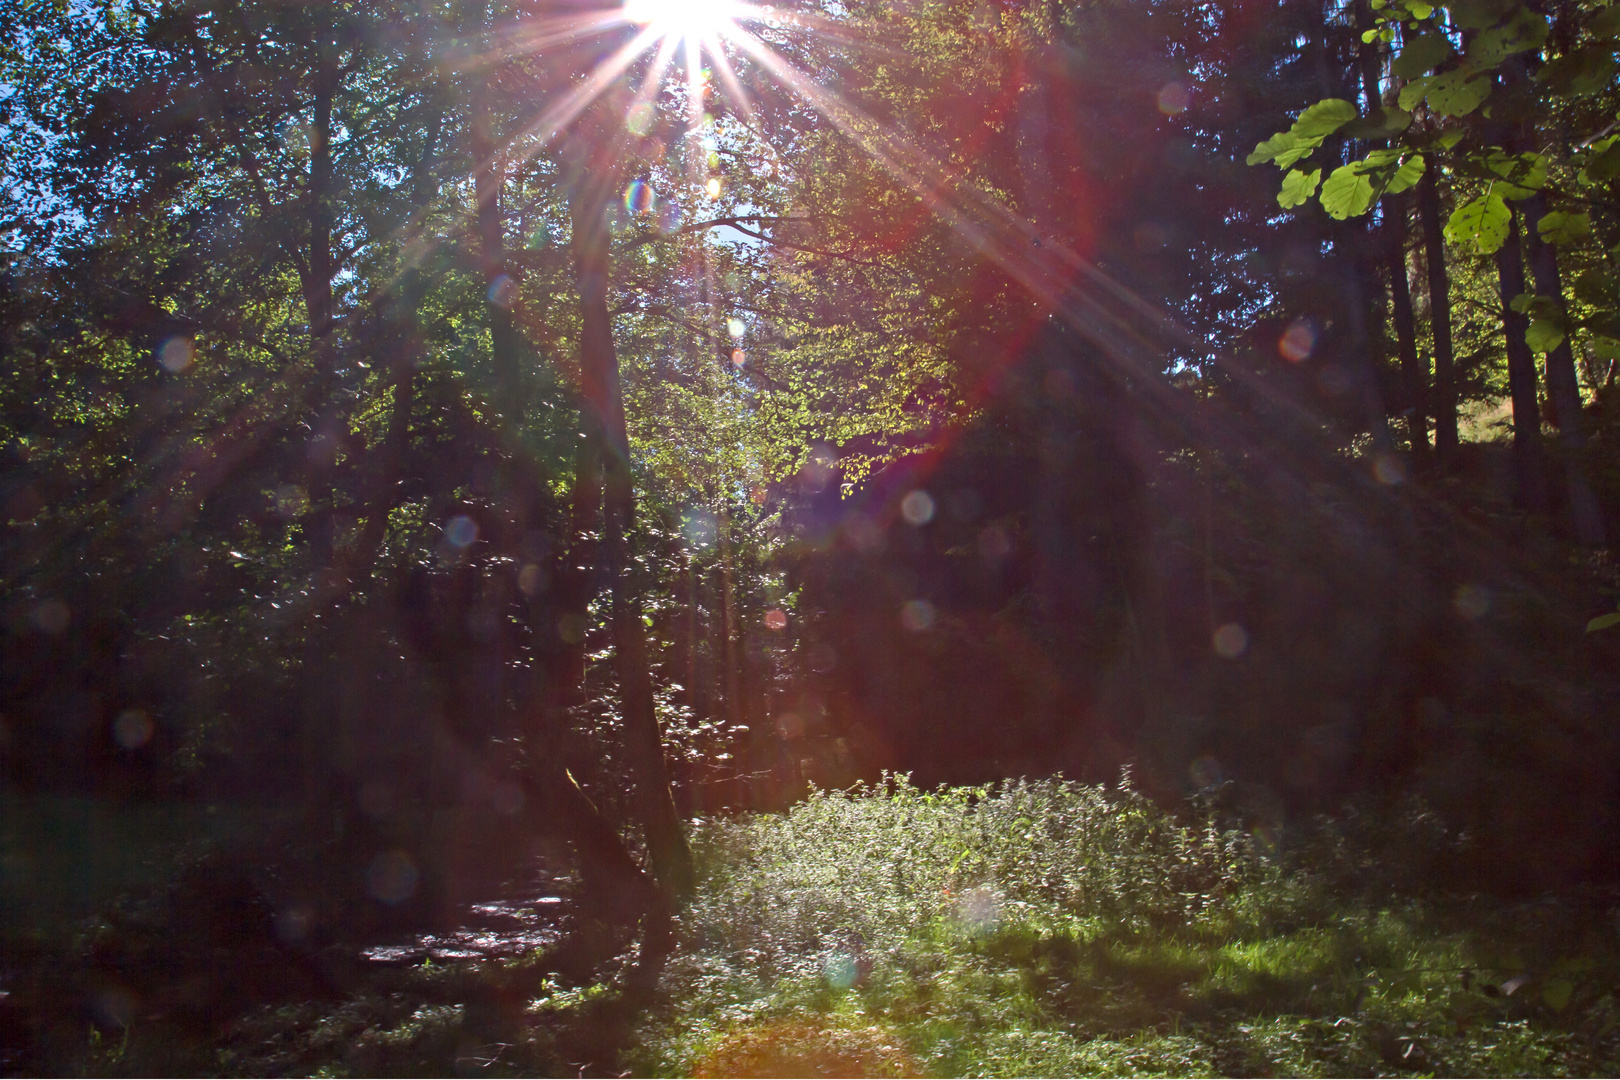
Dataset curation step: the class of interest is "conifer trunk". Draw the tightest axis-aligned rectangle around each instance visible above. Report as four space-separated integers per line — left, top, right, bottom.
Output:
1497 212 1550 515
1521 193 1605 545
1417 169 1459 460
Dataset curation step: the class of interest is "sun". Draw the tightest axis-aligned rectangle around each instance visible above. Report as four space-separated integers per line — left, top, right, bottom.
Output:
622 0 743 43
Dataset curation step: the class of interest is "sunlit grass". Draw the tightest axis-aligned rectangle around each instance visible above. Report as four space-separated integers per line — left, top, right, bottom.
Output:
627 779 1620 1077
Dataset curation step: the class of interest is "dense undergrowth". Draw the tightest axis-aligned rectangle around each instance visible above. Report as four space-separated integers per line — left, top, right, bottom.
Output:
7 778 1620 1077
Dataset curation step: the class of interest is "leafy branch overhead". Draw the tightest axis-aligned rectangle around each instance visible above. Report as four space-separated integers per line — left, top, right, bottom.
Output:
1247 0 1620 358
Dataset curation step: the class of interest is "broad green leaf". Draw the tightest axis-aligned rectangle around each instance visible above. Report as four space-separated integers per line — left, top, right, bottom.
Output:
1469 8 1549 65
1438 130 1466 150
1446 191 1510 253
1248 131 1312 167
1398 76 1434 111
1591 5 1620 38
1450 0 1515 30
1321 164 1377 219
1290 98 1358 139
1581 139 1620 183
1362 27 1380 42
1387 153 1427 194
1344 109 1414 137
1485 150 1547 197
1409 1 1433 16
1279 167 1322 208
1526 318 1566 353
1592 335 1620 360
1538 46 1619 97
1587 612 1620 632
1536 211 1591 245
1426 70 1492 116
1544 977 1575 1011
1391 30 1451 78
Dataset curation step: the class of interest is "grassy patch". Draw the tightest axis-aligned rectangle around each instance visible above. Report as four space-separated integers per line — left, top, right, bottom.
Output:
629 777 1620 1077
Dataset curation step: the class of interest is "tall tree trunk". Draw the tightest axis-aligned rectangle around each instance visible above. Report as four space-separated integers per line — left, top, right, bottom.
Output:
472 68 528 418
1497 211 1550 515
1521 193 1606 545
571 173 695 905
1386 196 1428 463
1417 168 1459 460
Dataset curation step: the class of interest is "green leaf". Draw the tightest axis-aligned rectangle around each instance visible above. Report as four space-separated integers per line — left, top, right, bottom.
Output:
1581 139 1620 184
1426 69 1492 116
1290 98 1359 139
1591 5 1620 38
1544 977 1575 1011
1321 164 1377 219
1363 27 1381 42
1250 131 1302 167
1399 76 1435 110
1526 318 1566 353
1450 0 1515 30
1591 335 1620 360
1392 30 1451 78
1279 167 1323 208
1446 191 1511 253
1438 130 1466 150
1538 46 1619 97
1536 211 1591 245
1469 8 1549 65
1587 612 1620 632
1388 153 1427 193
1409 1 1433 17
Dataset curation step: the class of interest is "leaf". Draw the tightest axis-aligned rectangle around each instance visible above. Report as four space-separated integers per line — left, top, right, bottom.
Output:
1426 69 1492 117
1279 167 1322 208
1588 612 1620 632
1290 98 1358 139
1450 0 1515 30
1591 335 1620 361
1581 139 1620 184
1544 977 1575 1011
1526 318 1566 353
1591 5 1620 38
1321 164 1377 219
1538 46 1619 97
1469 8 1549 65
1409 1 1434 16
1536 211 1591 245
1446 191 1511 253
1392 30 1452 78
1399 76 1435 111
1387 153 1427 194
1247 131 1311 167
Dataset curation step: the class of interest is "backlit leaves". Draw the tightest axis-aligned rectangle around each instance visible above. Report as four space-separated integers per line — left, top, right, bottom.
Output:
1446 191 1511 253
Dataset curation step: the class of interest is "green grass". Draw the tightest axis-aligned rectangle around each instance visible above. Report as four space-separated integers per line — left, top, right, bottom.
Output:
9 778 1620 1076
626 777 1620 1077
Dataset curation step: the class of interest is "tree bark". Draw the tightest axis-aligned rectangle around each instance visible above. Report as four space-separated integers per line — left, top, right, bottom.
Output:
1417 168 1459 460
1497 211 1550 515
1386 196 1428 463
1520 193 1606 545
571 170 695 905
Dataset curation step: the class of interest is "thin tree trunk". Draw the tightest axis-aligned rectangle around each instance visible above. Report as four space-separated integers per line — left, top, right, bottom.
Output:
1417 168 1459 460
571 174 695 905
1497 211 1550 515
1386 196 1428 463
1521 193 1606 544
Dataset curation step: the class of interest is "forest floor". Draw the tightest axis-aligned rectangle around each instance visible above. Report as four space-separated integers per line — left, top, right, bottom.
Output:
5 780 1620 1077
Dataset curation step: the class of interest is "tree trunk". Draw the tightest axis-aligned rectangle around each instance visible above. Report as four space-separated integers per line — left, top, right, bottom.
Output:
571 174 695 905
1386 196 1428 463
1417 168 1459 461
1520 193 1606 545
1497 211 1550 515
